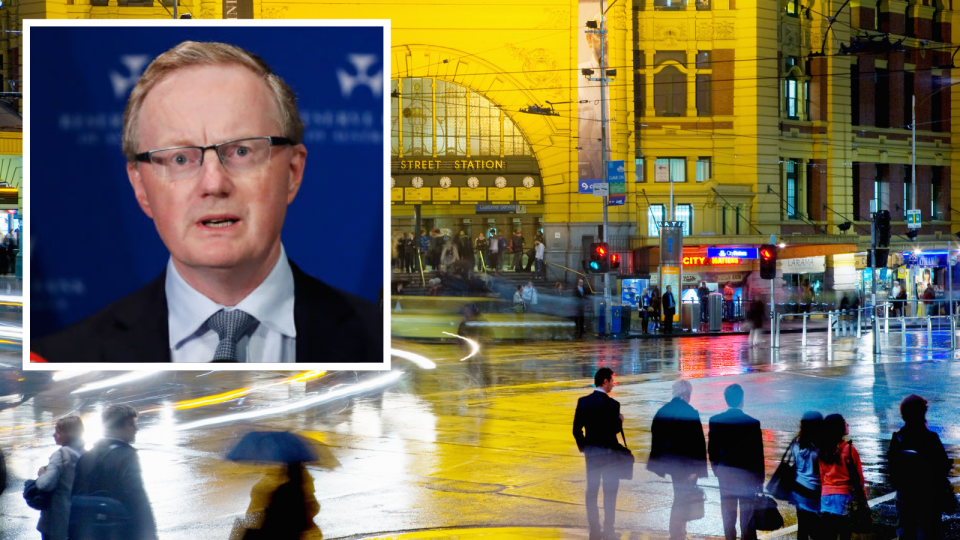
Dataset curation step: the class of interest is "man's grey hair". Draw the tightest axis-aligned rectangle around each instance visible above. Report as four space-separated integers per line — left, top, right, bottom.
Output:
671 378 693 399
102 403 138 431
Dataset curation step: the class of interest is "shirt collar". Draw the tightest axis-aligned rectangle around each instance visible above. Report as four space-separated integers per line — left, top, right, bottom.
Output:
594 388 607 394
166 246 297 349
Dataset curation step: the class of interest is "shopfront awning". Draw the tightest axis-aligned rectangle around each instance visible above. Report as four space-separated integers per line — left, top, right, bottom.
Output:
778 244 859 259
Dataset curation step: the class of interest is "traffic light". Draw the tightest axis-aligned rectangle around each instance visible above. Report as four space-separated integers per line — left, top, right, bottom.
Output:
588 242 610 273
610 253 621 271
870 248 889 268
759 244 777 279
875 209 891 247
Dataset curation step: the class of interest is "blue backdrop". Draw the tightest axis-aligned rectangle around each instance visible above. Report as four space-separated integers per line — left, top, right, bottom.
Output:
30 25 385 339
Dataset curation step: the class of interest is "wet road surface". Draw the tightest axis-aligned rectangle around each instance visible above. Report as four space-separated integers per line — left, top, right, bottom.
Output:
1 333 959 539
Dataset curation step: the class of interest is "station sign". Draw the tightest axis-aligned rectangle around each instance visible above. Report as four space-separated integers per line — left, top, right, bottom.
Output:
706 247 758 259
682 256 743 266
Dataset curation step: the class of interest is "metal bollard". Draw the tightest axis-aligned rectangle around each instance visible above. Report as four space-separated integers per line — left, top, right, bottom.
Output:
928 316 933 346
802 313 807 349
856 309 862 339
827 313 833 349
952 315 957 350
901 316 906 351
884 304 889 333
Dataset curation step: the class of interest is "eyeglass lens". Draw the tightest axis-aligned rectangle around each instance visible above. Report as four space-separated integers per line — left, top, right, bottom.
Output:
148 138 273 179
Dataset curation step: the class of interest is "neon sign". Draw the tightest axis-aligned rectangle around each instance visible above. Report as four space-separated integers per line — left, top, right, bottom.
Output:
682 256 742 266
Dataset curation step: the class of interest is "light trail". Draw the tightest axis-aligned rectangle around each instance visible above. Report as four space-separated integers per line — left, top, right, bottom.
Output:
71 371 155 394
52 371 91 382
441 332 481 361
390 348 437 369
173 370 404 431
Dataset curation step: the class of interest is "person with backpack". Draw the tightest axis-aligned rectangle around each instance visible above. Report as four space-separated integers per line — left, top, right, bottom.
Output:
35 416 85 540
888 395 952 540
70 404 157 540
818 414 867 540
789 411 824 540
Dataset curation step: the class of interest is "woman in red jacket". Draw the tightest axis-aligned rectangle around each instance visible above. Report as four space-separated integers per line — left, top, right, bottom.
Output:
818 414 868 540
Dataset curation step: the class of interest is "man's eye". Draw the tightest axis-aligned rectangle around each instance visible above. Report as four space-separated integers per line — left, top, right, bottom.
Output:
172 153 190 166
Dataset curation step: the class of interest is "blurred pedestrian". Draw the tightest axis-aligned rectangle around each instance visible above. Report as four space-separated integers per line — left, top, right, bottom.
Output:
391 232 401 272
497 232 507 271
554 281 565 296
723 282 735 321
511 230 525 272
640 288 652 335
697 281 710 325
405 233 417 273
458 231 473 269
573 368 625 540
534 239 545 280
651 288 662 334
440 236 460 270
708 384 764 540
489 231 500 270
662 285 677 335
894 282 907 318
746 298 765 346
35 416 85 540
475 233 488 272
922 286 936 316
648 379 707 540
513 285 525 314
888 395 952 540
575 278 590 338
70 404 157 540
419 230 429 271
818 413 867 540
789 411 824 540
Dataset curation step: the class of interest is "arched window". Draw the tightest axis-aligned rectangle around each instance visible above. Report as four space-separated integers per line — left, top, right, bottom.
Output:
391 78 532 158
654 65 686 117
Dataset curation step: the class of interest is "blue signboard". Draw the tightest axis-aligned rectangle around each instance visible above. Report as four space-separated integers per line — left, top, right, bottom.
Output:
579 179 600 194
608 194 625 206
902 251 952 267
707 247 759 259
477 204 518 213
607 160 625 183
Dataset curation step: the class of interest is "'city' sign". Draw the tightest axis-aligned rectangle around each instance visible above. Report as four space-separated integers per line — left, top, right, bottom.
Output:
682 256 742 266
706 247 758 259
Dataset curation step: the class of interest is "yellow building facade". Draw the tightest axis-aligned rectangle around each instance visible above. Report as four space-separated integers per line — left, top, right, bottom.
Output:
18 0 960 293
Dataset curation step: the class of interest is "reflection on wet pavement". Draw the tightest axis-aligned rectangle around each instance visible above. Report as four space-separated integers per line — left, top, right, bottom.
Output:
0 335 958 539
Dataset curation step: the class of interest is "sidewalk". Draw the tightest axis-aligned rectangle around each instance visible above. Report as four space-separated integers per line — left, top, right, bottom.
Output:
347 527 723 540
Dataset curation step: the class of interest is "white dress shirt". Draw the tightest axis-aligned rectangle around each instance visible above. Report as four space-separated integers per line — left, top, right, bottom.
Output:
166 246 297 363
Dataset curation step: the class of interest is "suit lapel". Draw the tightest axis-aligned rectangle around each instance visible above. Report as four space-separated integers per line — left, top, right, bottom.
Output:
101 273 171 362
291 262 364 363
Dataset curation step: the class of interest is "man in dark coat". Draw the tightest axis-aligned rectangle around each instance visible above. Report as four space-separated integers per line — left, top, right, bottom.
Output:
573 368 624 540
696 281 710 325
708 383 764 540
70 404 156 540
887 394 953 540
511 230 525 272
648 378 707 540
662 285 677 334
574 278 590 338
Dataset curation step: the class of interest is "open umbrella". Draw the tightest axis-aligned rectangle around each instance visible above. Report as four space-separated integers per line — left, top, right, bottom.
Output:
227 431 318 465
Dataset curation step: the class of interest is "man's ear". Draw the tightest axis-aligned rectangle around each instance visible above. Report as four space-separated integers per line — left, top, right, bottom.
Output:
285 144 307 204
127 163 154 219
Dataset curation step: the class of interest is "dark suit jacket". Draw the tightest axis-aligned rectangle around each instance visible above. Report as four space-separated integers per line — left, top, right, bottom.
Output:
708 408 764 490
32 262 382 363
71 438 156 540
647 397 707 479
573 390 622 467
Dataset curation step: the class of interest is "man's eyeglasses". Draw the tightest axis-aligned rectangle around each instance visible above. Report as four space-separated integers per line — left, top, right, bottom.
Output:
135 136 295 180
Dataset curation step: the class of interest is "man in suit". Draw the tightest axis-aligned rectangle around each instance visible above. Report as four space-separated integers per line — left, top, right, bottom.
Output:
574 278 590 338
662 285 677 334
648 378 707 540
708 384 764 540
573 368 624 540
32 40 380 363
71 405 156 540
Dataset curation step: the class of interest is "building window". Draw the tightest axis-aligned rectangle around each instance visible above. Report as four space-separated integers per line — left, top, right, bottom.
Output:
786 0 799 16
932 76 943 133
874 0 881 30
786 159 799 219
696 74 712 116
851 65 860 125
696 157 711 182
391 77 532 158
695 0 711 10
785 77 800 120
654 0 685 10
875 69 890 128
675 204 693 235
932 167 943 220
635 158 644 182
648 204 664 236
655 157 686 182
654 65 686 117
904 71 914 131
874 165 888 211
696 51 711 69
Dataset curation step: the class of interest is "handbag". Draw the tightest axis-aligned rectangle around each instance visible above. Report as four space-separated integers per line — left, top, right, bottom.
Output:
686 486 706 521
844 443 872 533
23 479 53 510
611 428 635 480
766 439 797 501
753 494 784 531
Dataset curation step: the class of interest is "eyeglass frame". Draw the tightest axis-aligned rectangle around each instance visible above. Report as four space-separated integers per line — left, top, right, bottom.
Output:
134 136 296 174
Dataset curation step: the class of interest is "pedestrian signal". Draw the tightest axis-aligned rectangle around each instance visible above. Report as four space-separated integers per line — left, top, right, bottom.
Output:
759 244 777 279
610 253 621 271
588 243 610 273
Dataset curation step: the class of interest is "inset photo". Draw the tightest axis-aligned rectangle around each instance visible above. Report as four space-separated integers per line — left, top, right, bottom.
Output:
26 21 389 369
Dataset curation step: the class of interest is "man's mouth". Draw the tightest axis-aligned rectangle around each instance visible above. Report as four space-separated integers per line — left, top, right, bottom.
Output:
200 216 240 228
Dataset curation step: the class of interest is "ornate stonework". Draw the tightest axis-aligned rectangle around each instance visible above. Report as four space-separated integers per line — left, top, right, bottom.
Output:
654 23 688 47
261 5 289 18
536 7 568 29
782 25 800 52
506 44 563 98
609 9 627 31
714 21 735 39
696 22 713 40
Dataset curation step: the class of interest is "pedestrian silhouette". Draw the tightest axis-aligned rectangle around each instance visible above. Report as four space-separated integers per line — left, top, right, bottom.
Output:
787 411 824 540
34 415 85 540
817 413 868 539
573 368 624 540
887 395 952 539
708 383 764 540
647 379 707 540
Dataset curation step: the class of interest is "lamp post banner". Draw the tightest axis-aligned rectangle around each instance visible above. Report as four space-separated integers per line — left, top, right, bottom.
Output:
578 0 607 183
659 222 684 266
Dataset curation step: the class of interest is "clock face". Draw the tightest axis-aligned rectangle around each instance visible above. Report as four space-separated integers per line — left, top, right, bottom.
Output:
391 177 396 188
523 176 535 188
439 177 452 188
412 177 424 189
495 177 507 189
467 177 480 189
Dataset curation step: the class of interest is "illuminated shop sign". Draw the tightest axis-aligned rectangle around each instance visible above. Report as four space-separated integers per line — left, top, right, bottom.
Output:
682 256 743 266
706 247 758 259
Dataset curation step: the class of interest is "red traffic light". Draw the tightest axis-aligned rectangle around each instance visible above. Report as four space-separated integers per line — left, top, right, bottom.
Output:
596 246 606 256
611 254 620 263
759 248 774 261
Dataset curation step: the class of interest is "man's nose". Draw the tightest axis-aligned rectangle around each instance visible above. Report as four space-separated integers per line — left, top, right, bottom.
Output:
196 148 233 194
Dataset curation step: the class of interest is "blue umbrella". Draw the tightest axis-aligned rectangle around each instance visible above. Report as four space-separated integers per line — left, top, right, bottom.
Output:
226 431 319 464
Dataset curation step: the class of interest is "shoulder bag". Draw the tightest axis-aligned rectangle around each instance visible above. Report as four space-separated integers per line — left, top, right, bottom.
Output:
844 442 872 533
753 493 784 530
765 438 797 501
611 428 635 480
69 445 132 540
23 447 65 510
